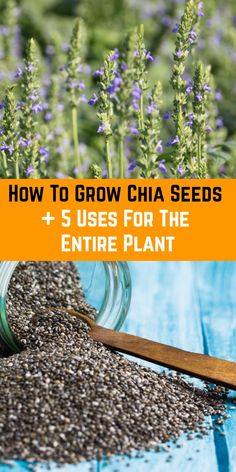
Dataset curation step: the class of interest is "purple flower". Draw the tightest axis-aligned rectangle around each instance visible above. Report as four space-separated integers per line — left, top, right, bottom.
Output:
55 171 65 178
132 82 141 101
147 101 155 114
206 125 213 133
18 137 32 147
186 113 194 127
72 166 79 177
161 15 172 27
196 92 203 102
177 164 185 176
47 131 54 141
203 83 211 93
172 23 180 33
0 126 4 135
216 116 224 129
26 164 35 176
29 93 38 102
197 2 204 17
93 67 104 77
27 64 34 72
45 111 53 121
111 49 119 61
158 160 167 174
60 64 67 72
132 83 141 111
70 79 78 89
128 160 137 172
157 141 163 154
80 94 87 104
121 63 128 71
190 30 198 39
79 80 85 90
186 81 193 94
88 93 98 106
165 135 179 147
215 91 222 102
62 42 69 53
145 50 154 61
16 101 23 110
0 143 14 155
107 77 122 95
57 103 64 112
45 45 55 56
163 111 171 120
39 146 49 162
132 101 140 111
56 146 63 156
102 169 108 178
97 123 106 134
176 48 182 58
0 26 9 37
14 66 23 78
188 30 198 44
0 99 6 110
130 125 139 136
32 102 43 113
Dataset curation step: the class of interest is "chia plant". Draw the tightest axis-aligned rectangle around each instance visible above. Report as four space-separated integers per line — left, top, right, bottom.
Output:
170 0 200 175
110 29 137 178
43 34 67 176
1 0 19 65
89 163 103 178
137 82 163 178
65 18 86 177
192 63 211 178
96 51 116 178
93 24 154 178
19 39 42 178
0 86 19 177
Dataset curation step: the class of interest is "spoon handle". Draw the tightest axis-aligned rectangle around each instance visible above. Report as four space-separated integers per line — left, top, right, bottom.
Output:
92 325 236 390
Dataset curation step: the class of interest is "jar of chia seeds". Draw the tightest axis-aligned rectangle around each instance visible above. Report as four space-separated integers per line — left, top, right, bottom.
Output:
0 261 131 354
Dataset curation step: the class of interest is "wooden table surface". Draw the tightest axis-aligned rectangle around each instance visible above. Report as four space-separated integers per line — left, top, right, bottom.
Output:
1 262 236 472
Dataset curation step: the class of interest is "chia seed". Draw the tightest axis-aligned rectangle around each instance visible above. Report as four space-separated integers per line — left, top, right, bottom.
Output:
0 262 229 464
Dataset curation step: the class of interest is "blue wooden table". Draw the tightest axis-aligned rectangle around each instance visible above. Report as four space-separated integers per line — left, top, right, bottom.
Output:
1 262 236 472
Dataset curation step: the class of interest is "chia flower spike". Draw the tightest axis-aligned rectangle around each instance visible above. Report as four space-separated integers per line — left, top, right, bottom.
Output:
1 0 19 64
20 38 41 177
0 86 19 177
97 50 116 178
170 0 200 175
192 63 210 177
137 82 163 178
65 18 86 177
89 163 103 178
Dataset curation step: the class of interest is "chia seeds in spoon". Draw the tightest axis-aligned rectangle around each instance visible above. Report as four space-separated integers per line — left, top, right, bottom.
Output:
0 262 228 464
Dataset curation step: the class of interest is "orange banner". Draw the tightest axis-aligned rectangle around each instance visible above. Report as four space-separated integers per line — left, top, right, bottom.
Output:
0 179 235 261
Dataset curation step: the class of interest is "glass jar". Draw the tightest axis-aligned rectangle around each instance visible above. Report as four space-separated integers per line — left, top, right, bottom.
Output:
0 261 132 354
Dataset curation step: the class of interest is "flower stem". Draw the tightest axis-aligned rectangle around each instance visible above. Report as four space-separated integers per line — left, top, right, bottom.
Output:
197 128 201 176
105 136 112 178
119 135 125 178
2 152 10 177
72 106 81 177
15 159 19 179
140 92 144 129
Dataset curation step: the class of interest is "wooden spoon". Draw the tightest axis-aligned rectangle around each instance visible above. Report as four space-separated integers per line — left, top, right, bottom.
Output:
65 308 236 390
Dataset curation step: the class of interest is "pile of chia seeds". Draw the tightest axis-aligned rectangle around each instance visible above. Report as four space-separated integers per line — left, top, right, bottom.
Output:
0 262 228 464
